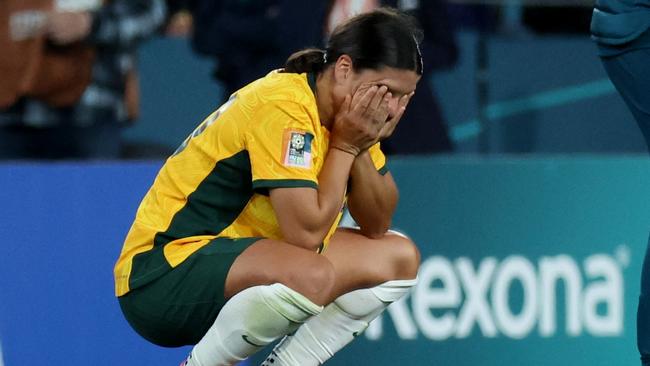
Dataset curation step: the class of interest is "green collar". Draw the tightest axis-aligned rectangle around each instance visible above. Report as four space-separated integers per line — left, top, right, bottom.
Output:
307 72 317 95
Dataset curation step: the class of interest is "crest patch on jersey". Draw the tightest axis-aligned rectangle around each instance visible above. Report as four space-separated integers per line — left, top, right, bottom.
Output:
282 129 313 168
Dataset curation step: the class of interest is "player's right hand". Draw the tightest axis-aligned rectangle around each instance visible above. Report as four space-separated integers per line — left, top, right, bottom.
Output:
330 85 390 156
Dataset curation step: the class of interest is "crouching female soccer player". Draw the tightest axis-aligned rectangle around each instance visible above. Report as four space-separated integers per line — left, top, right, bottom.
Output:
114 7 422 366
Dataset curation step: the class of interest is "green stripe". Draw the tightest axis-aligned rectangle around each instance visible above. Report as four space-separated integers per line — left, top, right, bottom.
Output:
253 179 318 190
378 165 389 176
450 78 617 142
129 150 254 290
485 79 615 120
127 247 170 291
307 72 317 94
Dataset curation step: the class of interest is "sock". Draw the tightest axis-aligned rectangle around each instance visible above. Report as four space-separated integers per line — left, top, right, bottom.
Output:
183 284 322 366
260 278 417 366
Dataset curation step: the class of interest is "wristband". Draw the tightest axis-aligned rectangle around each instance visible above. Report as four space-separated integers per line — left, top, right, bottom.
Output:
330 145 359 157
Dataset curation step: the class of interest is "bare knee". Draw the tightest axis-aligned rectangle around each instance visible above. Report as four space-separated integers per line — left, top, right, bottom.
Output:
279 255 336 305
225 241 335 305
386 232 420 279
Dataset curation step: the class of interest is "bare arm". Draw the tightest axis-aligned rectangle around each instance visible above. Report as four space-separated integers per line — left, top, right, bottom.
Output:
347 151 398 238
347 92 413 238
270 148 355 250
270 86 390 250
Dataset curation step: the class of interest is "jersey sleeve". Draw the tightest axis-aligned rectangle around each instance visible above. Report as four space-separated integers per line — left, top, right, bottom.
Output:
246 100 320 192
368 142 389 175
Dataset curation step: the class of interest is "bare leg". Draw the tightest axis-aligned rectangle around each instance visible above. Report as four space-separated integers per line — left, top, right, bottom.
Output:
260 228 420 366
322 228 420 300
225 228 419 305
185 239 335 366
225 239 336 305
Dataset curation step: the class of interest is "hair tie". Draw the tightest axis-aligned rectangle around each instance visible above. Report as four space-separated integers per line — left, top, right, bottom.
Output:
413 35 423 73
323 51 328 64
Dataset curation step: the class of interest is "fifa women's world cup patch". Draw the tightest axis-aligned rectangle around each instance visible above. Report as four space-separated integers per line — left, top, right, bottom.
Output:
281 129 314 168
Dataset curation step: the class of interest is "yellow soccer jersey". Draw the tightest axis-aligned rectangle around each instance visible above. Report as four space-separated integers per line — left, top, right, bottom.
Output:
114 70 387 296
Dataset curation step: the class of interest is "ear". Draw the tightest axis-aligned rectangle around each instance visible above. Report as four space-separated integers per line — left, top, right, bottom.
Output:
333 55 353 84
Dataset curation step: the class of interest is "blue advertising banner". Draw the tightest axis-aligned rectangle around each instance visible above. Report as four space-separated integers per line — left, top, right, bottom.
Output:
1 157 649 366
330 157 650 366
0 162 193 365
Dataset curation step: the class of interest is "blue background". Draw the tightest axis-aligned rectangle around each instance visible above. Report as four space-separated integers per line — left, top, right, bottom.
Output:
1 157 649 365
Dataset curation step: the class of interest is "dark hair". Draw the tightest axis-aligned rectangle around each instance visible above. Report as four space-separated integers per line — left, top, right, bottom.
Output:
284 7 423 75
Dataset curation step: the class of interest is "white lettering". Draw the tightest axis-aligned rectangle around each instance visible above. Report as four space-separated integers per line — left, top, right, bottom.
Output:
539 255 582 336
455 257 497 338
366 250 626 341
583 255 623 336
412 256 460 340
492 256 537 339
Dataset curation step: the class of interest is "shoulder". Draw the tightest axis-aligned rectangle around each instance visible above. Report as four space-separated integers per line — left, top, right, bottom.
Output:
253 70 315 105
240 70 319 124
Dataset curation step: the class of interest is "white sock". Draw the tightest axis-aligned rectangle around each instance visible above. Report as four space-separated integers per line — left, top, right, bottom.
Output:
184 284 322 366
260 278 417 366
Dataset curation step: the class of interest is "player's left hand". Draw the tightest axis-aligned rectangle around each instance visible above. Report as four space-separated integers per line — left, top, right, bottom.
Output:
45 11 92 45
376 92 413 142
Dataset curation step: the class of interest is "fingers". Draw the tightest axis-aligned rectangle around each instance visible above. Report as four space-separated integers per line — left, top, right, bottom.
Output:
368 85 389 112
341 94 352 113
373 92 391 125
401 92 414 108
388 92 413 123
378 92 414 141
379 106 402 140
351 86 391 127
351 86 378 115
342 86 414 147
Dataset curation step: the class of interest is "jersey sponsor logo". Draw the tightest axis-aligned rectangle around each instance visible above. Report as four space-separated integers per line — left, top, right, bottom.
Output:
282 129 313 168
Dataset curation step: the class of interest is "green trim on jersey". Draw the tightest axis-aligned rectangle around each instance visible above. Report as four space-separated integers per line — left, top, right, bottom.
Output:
119 237 261 347
252 179 318 191
127 246 170 291
129 150 253 290
378 165 389 175
307 72 317 94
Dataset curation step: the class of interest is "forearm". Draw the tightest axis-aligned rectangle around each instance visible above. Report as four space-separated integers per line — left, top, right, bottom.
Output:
272 148 355 250
347 151 398 238
313 148 356 231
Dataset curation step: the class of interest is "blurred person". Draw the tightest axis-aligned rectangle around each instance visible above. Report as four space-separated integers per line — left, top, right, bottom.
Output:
189 0 330 102
326 0 459 155
0 0 166 160
114 8 421 366
591 1 650 365
164 0 193 37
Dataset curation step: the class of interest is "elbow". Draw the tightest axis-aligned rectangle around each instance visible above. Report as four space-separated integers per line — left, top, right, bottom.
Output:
359 219 391 239
283 230 325 252
361 229 387 240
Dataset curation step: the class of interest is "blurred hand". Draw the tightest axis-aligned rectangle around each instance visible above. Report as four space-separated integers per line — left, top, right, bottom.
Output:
330 85 391 156
46 11 92 45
